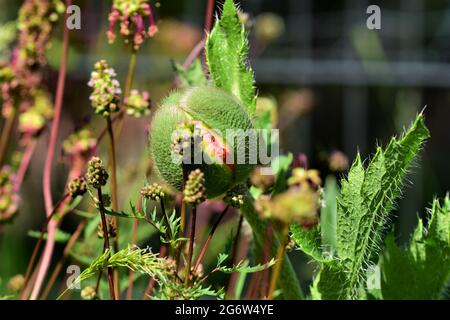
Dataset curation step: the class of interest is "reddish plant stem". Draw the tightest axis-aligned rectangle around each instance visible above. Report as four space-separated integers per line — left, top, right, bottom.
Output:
97 188 116 300
184 207 197 287
20 193 69 300
32 0 71 300
13 139 37 193
225 214 244 299
106 115 120 298
0 107 17 166
260 225 273 298
40 219 87 299
193 206 229 274
204 0 215 34
143 245 167 300
127 193 142 300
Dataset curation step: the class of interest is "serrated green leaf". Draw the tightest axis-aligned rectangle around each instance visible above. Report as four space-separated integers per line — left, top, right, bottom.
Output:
314 114 430 299
290 224 324 262
205 0 256 114
380 195 450 299
173 59 208 88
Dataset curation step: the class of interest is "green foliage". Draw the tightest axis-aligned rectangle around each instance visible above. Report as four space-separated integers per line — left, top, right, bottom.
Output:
380 196 450 299
205 0 256 115
27 229 71 243
61 246 171 298
173 59 208 88
291 114 430 299
214 253 276 274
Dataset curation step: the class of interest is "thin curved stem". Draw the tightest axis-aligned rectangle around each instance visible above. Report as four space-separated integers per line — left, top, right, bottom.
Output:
40 219 87 299
13 139 37 193
32 0 71 300
193 206 229 274
20 193 69 300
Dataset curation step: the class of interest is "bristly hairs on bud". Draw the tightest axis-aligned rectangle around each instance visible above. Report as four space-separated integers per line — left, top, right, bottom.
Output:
141 182 165 201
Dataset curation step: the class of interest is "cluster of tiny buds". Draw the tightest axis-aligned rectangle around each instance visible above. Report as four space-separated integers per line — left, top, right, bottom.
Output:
67 177 87 198
124 89 151 117
62 128 96 157
183 169 206 206
80 286 97 300
88 60 122 117
86 157 109 189
141 182 164 201
107 0 158 50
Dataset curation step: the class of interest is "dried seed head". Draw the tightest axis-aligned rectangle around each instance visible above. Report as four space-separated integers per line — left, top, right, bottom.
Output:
183 169 206 205
141 183 164 201
86 157 109 188
68 177 87 198
88 60 122 117
80 286 97 300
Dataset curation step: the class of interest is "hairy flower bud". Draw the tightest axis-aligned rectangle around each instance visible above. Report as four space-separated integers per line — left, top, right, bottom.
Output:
86 157 109 188
183 169 206 205
149 86 256 198
63 128 96 157
7 274 25 293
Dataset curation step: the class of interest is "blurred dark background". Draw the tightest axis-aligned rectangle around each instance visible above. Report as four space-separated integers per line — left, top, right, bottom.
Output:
1 0 450 295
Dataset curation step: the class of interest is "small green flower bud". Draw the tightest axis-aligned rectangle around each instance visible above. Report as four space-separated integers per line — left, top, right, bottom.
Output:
68 177 87 198
141 183 164 201
86 157 109 188
81 286 97 300
183 169 206 205
63 128 96 156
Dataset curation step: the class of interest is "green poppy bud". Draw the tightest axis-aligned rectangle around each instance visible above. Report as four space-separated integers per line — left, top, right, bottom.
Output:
149 86 256 198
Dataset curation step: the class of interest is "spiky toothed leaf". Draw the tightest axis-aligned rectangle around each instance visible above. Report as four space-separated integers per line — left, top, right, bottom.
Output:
205 0 256 114
290 224 325 263
313 114 430 299
173 59 208 88
380 195 450 299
